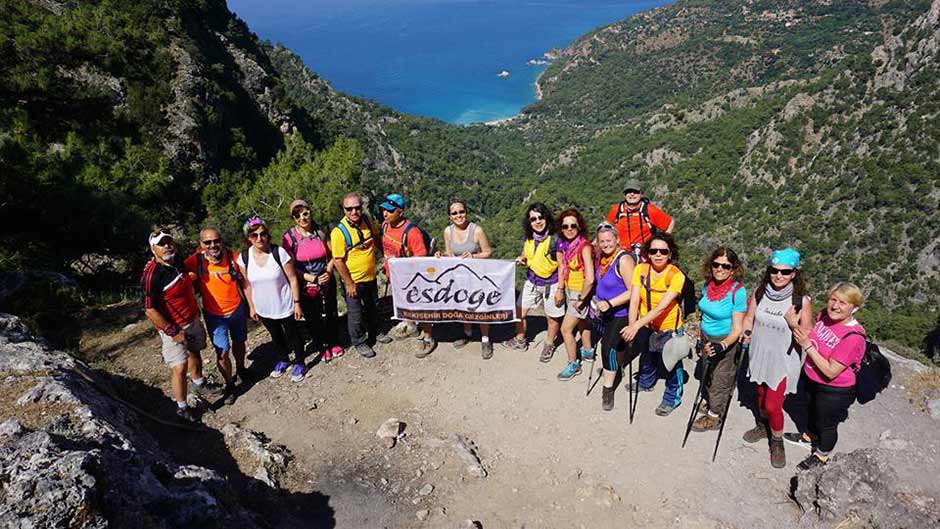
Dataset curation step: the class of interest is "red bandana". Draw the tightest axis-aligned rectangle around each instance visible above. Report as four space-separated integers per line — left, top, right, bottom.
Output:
706 278 735 302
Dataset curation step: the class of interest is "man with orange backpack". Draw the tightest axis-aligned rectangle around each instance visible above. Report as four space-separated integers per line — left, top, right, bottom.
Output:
605 178 674 263
380 193 437 358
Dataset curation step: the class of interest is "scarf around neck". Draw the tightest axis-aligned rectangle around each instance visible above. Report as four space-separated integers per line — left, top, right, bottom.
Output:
706 278 735 301
764 282 794 302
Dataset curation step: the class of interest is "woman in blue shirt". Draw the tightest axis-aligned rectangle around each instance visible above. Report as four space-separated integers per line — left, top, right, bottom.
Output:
690 247 747 432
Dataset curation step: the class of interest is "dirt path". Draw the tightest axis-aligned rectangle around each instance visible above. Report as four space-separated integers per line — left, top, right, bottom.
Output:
86 318 940 529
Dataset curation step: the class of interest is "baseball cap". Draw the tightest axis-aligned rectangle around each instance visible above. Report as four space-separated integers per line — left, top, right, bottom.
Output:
148 230 173 246
380 193 406 211
289 199 309 212
623 178 643 193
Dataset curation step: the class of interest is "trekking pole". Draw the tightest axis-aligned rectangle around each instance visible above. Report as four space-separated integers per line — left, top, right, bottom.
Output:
682 340 707 449
628 356 635 424
586 314 605 397
712 341 747 462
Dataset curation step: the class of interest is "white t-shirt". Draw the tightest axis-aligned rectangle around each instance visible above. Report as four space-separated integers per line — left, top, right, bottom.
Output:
240 246 293 319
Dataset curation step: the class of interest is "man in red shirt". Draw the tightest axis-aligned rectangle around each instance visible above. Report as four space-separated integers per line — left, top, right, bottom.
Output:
140 228 219 422
380 193 436 358
605 178 674 261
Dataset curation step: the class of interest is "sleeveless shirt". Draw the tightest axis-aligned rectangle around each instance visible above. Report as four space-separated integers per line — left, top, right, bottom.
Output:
747 294 803 394
595 251 630 318
447 223 480 256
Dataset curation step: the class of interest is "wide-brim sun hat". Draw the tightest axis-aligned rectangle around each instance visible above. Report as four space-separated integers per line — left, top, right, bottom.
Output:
662 333 692 371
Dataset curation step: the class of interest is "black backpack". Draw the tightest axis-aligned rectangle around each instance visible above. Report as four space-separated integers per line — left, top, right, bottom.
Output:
678 268 697 317
846 332 892 404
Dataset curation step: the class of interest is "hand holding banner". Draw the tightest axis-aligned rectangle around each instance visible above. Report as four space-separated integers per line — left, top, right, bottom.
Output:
388 257 517 323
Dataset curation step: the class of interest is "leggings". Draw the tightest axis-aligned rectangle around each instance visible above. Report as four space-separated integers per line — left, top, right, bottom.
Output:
259 316 305 364
599 316 630 371
757 378 787 432
299 294 323 347
806 378 855 453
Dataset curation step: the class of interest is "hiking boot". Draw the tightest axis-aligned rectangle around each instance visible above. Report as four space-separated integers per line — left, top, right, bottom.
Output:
770 437 786 469
375 333 393 344
502 336 528 351
453 336 471 349
691 413 721 432
539 343 556 363
784 432 814 451
289 364 307 383
269 361 290 378
356 344 376 358
797 453 827 471
191 380 225 398
742 421 769 443
602 386 615 411
481 341 494 360
222 385 237 406
176 406 198 423
557 361 582 381
415 338 437 358
654 402 677 416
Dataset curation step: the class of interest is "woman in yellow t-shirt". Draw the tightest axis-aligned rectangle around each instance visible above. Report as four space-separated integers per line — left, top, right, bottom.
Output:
621 232 687 416
554 208 595 381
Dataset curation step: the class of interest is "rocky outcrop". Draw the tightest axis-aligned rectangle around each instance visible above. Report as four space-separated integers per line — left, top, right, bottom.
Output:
0 314 266 528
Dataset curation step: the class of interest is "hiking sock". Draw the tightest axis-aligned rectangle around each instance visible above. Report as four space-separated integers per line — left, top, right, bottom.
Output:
707 411 719 418
177 401 188 409
481 335 490 343
192 377 205 387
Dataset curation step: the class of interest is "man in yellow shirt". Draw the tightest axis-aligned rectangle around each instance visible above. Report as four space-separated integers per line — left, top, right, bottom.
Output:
331 192 391 358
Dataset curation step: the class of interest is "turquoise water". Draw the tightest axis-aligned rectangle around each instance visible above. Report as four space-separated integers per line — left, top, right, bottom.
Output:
228 0 669 124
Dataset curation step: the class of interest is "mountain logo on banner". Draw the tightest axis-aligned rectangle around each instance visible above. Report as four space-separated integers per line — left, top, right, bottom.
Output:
403 263 500 289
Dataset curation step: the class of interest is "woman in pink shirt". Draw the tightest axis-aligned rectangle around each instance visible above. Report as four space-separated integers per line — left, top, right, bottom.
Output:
786 282 867 470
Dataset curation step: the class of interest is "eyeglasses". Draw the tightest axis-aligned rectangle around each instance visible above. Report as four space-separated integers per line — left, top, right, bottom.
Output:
450 209 466 216
770 267 795 276
529 214 544 223
711 262 733 271
293 210 311 220
201 238 222 246
648 248 670 256
624 189 641 194
561 223 578 230
154 239 174 248
248 231 269 240
344 205 363 212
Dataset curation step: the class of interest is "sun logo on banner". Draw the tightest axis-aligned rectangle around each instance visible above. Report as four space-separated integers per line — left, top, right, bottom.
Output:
426 267 436 275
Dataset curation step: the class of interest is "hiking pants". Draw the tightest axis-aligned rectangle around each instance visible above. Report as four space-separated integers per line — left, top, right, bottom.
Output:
806 378 855 453
259 315 305 364
757 378 787 432
346 280 380 346
635 327 684 407
600 316 631 372
702 336 739 417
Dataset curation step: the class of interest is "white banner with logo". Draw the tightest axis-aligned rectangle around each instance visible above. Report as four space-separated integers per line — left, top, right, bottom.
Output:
388 257 517 323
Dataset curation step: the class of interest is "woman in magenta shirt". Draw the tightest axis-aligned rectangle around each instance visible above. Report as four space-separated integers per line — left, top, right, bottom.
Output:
787 282 867 470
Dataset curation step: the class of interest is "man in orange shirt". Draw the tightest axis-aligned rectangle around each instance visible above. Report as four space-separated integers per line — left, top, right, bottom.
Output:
184 227 247 405
605 178 674 262
380 193 436 358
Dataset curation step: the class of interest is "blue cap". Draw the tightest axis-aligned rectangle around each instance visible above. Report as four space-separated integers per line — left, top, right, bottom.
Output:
771 248 801 268
380 193 406 211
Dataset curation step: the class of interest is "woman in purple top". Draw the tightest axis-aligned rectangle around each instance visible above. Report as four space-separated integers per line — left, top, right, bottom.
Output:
788 282 867 470
593 222 635 410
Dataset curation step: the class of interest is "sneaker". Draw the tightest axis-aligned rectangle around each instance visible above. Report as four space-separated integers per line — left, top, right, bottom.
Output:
453 336 471 349
176 406 198 423
690 413 721 432
784 432 814 451
580 347 595 362
415 338 437 358
539 343 556 363
222 385 236 406
270 361 290 378
557 361 582 381
797 453 827 471
375 333 393 344
330 345 345 359
290 364 306 383
742 421 769 443
357 344 376 358
320 348 333 363
770 437 786 469
502 335 528 351
481 341 494 360
654 402 677 416
191 380 225 398
602 386 615 411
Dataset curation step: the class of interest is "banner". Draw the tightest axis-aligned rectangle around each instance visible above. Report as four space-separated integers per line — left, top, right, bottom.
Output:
388 257 517 323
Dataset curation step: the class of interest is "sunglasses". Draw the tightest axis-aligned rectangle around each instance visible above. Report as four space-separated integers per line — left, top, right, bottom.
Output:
293 210 311 220
449 209 466 216
201 238 222 246
248 231 269 240
624 189 641 194
561 223 579 230
529 214 544 223
648 248 670 256
154 239 174 248
344 205 363 212
770 267 795 276
711 262 733 271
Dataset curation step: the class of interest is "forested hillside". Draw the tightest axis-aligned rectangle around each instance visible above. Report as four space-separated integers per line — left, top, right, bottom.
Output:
2 0 938 355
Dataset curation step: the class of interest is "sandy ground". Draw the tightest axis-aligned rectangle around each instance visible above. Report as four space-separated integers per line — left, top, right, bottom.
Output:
83 309 940 529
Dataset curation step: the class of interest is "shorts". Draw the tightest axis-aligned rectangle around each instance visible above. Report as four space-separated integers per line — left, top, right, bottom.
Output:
564 289 589 319
159 320 206 367
519 279 564 318
203 303 248 356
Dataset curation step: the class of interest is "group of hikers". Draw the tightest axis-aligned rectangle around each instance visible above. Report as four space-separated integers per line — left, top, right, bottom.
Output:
142 179 871 470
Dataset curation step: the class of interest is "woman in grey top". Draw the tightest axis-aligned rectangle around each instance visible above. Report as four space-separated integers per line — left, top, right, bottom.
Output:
741 248 813 469
437 200 494 358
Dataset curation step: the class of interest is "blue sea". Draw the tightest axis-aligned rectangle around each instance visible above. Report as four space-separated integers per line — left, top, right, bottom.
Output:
228 0 670 124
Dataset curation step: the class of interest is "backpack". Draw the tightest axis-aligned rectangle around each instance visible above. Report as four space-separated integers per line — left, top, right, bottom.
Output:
240 245 287 279
846 331 892 404
384 220 436 257
336 216 376 250
614 197 653 247
195 251 242 284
